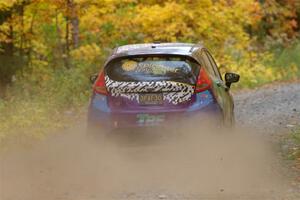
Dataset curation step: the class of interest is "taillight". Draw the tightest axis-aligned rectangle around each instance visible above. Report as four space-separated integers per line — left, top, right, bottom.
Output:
195 68 212 93
93 71 108 95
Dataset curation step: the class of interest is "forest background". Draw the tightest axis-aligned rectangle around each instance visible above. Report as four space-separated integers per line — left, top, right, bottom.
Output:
0 0 299 143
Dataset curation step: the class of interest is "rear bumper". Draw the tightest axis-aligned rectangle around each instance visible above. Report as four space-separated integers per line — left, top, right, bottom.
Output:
87 94 223 131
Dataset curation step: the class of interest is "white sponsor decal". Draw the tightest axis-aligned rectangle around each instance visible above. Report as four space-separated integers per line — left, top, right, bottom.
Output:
105 76 194 105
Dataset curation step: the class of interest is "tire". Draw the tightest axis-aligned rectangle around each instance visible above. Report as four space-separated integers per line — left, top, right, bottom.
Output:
222 111 235 129
86 122 109 142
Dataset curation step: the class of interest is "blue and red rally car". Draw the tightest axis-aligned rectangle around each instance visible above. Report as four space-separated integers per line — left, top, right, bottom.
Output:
87 43 239 134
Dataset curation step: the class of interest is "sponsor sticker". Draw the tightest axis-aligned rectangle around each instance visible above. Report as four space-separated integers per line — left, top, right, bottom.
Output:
121 60 137 71
136 114 165 125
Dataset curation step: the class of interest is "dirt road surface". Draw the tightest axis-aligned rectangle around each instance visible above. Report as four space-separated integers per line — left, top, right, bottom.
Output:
235 82 300 134
0 82 299 200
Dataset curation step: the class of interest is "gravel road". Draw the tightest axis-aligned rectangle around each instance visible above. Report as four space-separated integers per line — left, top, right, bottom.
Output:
235 82 300 134
1 82 300 200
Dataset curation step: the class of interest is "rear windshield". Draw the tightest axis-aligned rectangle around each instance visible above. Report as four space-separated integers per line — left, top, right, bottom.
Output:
106 56 200 84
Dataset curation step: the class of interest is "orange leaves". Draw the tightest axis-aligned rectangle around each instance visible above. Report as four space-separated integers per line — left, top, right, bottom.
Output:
257 0 299 39
248 1 263 25
290 19 298 29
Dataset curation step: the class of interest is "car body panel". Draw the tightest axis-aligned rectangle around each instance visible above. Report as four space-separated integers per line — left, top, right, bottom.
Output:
88 91 222 131
105 43 199 65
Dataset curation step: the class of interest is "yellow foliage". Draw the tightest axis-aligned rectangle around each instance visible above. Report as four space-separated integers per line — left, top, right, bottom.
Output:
135 2 191 42
77 0 260 59
70 43 102 63
0 0 18 10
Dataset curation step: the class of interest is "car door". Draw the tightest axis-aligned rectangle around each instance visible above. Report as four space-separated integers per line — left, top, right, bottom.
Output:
200 49 234 125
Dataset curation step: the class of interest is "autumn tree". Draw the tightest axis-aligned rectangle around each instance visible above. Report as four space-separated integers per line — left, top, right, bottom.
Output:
0 0 30 86
0 0 299 91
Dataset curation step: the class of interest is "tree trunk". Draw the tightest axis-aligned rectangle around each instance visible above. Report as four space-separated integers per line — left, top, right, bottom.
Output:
4 21 14 56
65 0 70 68
20 4 24 57
71 15 79 48
70 0 79 48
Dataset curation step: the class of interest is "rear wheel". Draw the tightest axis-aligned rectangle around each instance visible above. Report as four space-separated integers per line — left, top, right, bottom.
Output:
222 111 235 129
86 122 109 142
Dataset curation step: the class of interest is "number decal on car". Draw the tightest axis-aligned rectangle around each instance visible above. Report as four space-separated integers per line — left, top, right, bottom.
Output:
136 114 165 125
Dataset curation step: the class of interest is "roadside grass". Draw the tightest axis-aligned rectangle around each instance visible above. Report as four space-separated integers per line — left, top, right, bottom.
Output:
0 65 92 147
219 41 300 89
289 127 300 161
0 97 83 145
273 41 300 77
280 125 300 177
233 63 299 89
284 126 300 179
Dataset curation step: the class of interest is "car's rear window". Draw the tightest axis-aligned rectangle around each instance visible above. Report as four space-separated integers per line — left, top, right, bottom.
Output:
106 56 200 84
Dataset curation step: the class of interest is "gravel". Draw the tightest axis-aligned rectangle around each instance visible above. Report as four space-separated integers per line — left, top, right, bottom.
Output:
234 82 300 134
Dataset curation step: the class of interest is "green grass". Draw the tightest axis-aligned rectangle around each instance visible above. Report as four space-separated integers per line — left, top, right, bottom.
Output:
0 65 92 145
273 41 300 79
289 127 300 160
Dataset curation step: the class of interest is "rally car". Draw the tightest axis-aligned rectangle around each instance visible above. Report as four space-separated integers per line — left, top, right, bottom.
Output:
87 43 239 134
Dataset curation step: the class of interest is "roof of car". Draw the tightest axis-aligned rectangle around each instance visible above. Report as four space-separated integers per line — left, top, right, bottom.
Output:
110 43 204 59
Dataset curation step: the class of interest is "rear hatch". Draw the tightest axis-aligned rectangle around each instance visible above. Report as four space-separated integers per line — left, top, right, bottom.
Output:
104 55 200 112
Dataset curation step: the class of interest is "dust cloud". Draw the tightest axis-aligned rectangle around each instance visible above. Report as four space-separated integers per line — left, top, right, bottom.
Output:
0 119 290 200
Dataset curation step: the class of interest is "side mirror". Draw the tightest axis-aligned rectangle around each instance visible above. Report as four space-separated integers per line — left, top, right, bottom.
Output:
225 72 240 88
90 74 98 84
